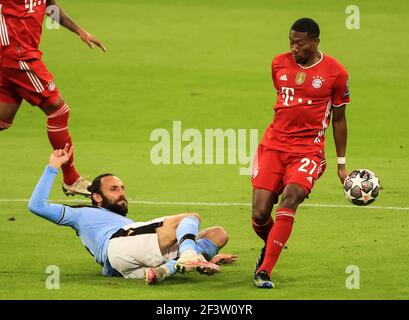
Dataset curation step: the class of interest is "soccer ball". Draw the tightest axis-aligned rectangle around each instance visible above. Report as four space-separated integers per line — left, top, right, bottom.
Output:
343 169 380 206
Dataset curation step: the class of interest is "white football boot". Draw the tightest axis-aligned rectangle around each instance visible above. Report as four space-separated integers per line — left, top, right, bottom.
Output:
62 177 91 197
175 249 220 275
145 265 171 285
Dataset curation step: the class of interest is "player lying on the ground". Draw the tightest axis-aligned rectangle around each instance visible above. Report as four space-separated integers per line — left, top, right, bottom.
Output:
28 144 237 285
0 0 106 197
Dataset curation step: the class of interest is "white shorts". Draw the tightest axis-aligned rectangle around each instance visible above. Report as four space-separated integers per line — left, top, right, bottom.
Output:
107 217 179 279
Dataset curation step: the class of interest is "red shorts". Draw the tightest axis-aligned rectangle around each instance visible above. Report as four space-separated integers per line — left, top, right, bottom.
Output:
252 144 327 196
0 58 60 108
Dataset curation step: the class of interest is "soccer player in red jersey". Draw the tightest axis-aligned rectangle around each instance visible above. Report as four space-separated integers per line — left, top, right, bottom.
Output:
252 18 350 288
0 0 106 196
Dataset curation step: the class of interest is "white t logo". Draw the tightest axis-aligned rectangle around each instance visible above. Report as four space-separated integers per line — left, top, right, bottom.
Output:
25 0 45 14
25 0 35 13
281 87 294 106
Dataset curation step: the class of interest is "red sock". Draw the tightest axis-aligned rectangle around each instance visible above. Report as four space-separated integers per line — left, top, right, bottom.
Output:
47 103 79 185
252 216 274 243
257 208 295 276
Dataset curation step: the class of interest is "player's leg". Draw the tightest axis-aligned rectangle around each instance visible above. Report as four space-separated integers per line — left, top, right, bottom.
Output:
145 263 174 285
251 146 284 288
256 183 305 276
39 96 90 196
252 188 278 266
256 153 324 286
252 189 277 241
253 184 305 289
147 223 228 284
155 212 201 251
0 102 20 131
155 213 220 274
11 59 90 196
147 225 231 284
195 226 228 261
0 74 22 130
251 145 282 242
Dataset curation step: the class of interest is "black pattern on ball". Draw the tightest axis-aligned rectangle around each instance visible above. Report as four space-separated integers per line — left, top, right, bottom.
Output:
350 185 362 198
361 180 373 193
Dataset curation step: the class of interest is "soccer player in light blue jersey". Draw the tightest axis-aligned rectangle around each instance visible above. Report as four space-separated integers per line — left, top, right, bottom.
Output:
29 144 237 284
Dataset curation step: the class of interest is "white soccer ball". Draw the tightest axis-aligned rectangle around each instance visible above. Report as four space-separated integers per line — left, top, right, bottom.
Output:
343 169 380 206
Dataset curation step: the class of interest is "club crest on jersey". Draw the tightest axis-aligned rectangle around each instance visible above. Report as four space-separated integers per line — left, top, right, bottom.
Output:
312 76 325 89
47 81 56 91
295 72 306 85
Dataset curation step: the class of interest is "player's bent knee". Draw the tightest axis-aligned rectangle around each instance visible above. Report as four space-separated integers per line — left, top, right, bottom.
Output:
40 95 66 114
214 226 229 247
47 103 70 132
189 212 201 222
252 205 271 222
280 193 304 209
202 226 228 248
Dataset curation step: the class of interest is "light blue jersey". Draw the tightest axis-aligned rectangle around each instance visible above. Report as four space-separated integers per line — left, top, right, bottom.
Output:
28 165 134 276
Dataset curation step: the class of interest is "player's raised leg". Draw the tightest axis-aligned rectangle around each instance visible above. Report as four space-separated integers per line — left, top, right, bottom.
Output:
255 184 305 288
155 213 220 275
146 222 228 285
41 96 91 197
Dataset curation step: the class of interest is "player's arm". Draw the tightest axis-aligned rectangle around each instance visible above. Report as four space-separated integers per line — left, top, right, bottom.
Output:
46 0 106 52
28 144 74 224
332 105 348 184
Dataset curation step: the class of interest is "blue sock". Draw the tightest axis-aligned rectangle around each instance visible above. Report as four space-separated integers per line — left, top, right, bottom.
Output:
165 260 177 275
176 216 200 254
195 238 219 261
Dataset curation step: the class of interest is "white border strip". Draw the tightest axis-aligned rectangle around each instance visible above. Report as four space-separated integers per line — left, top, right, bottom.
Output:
19 61 45 93
0 4 10 46
0 199 408 211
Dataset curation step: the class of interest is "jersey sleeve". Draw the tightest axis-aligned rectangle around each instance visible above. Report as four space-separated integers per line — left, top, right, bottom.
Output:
28 165 81 228
55 205 82 227
332 69 350 107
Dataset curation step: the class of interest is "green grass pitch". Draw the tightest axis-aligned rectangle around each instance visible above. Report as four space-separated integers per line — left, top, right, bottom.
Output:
0 0 408 299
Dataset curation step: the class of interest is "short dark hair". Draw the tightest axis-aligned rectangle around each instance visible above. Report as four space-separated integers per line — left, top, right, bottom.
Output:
88 173 114 206
291 18 320 38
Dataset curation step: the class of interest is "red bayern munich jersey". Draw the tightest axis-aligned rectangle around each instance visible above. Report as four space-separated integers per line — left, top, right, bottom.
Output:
261 52 350 154
0 0 47 61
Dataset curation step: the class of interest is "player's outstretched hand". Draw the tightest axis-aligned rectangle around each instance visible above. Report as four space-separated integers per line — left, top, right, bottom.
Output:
49 143 73 170
79 30 107 52
210 254 238 265
338 164 348 185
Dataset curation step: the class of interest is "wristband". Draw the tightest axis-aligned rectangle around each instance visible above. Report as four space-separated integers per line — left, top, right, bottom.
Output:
337 157 346 165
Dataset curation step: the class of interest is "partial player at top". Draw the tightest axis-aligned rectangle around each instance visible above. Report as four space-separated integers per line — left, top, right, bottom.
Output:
0 0 106 197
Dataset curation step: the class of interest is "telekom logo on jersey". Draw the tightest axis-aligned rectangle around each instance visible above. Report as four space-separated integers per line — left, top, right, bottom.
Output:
281 86 313 107
25 0 46 14
281 87 294 106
